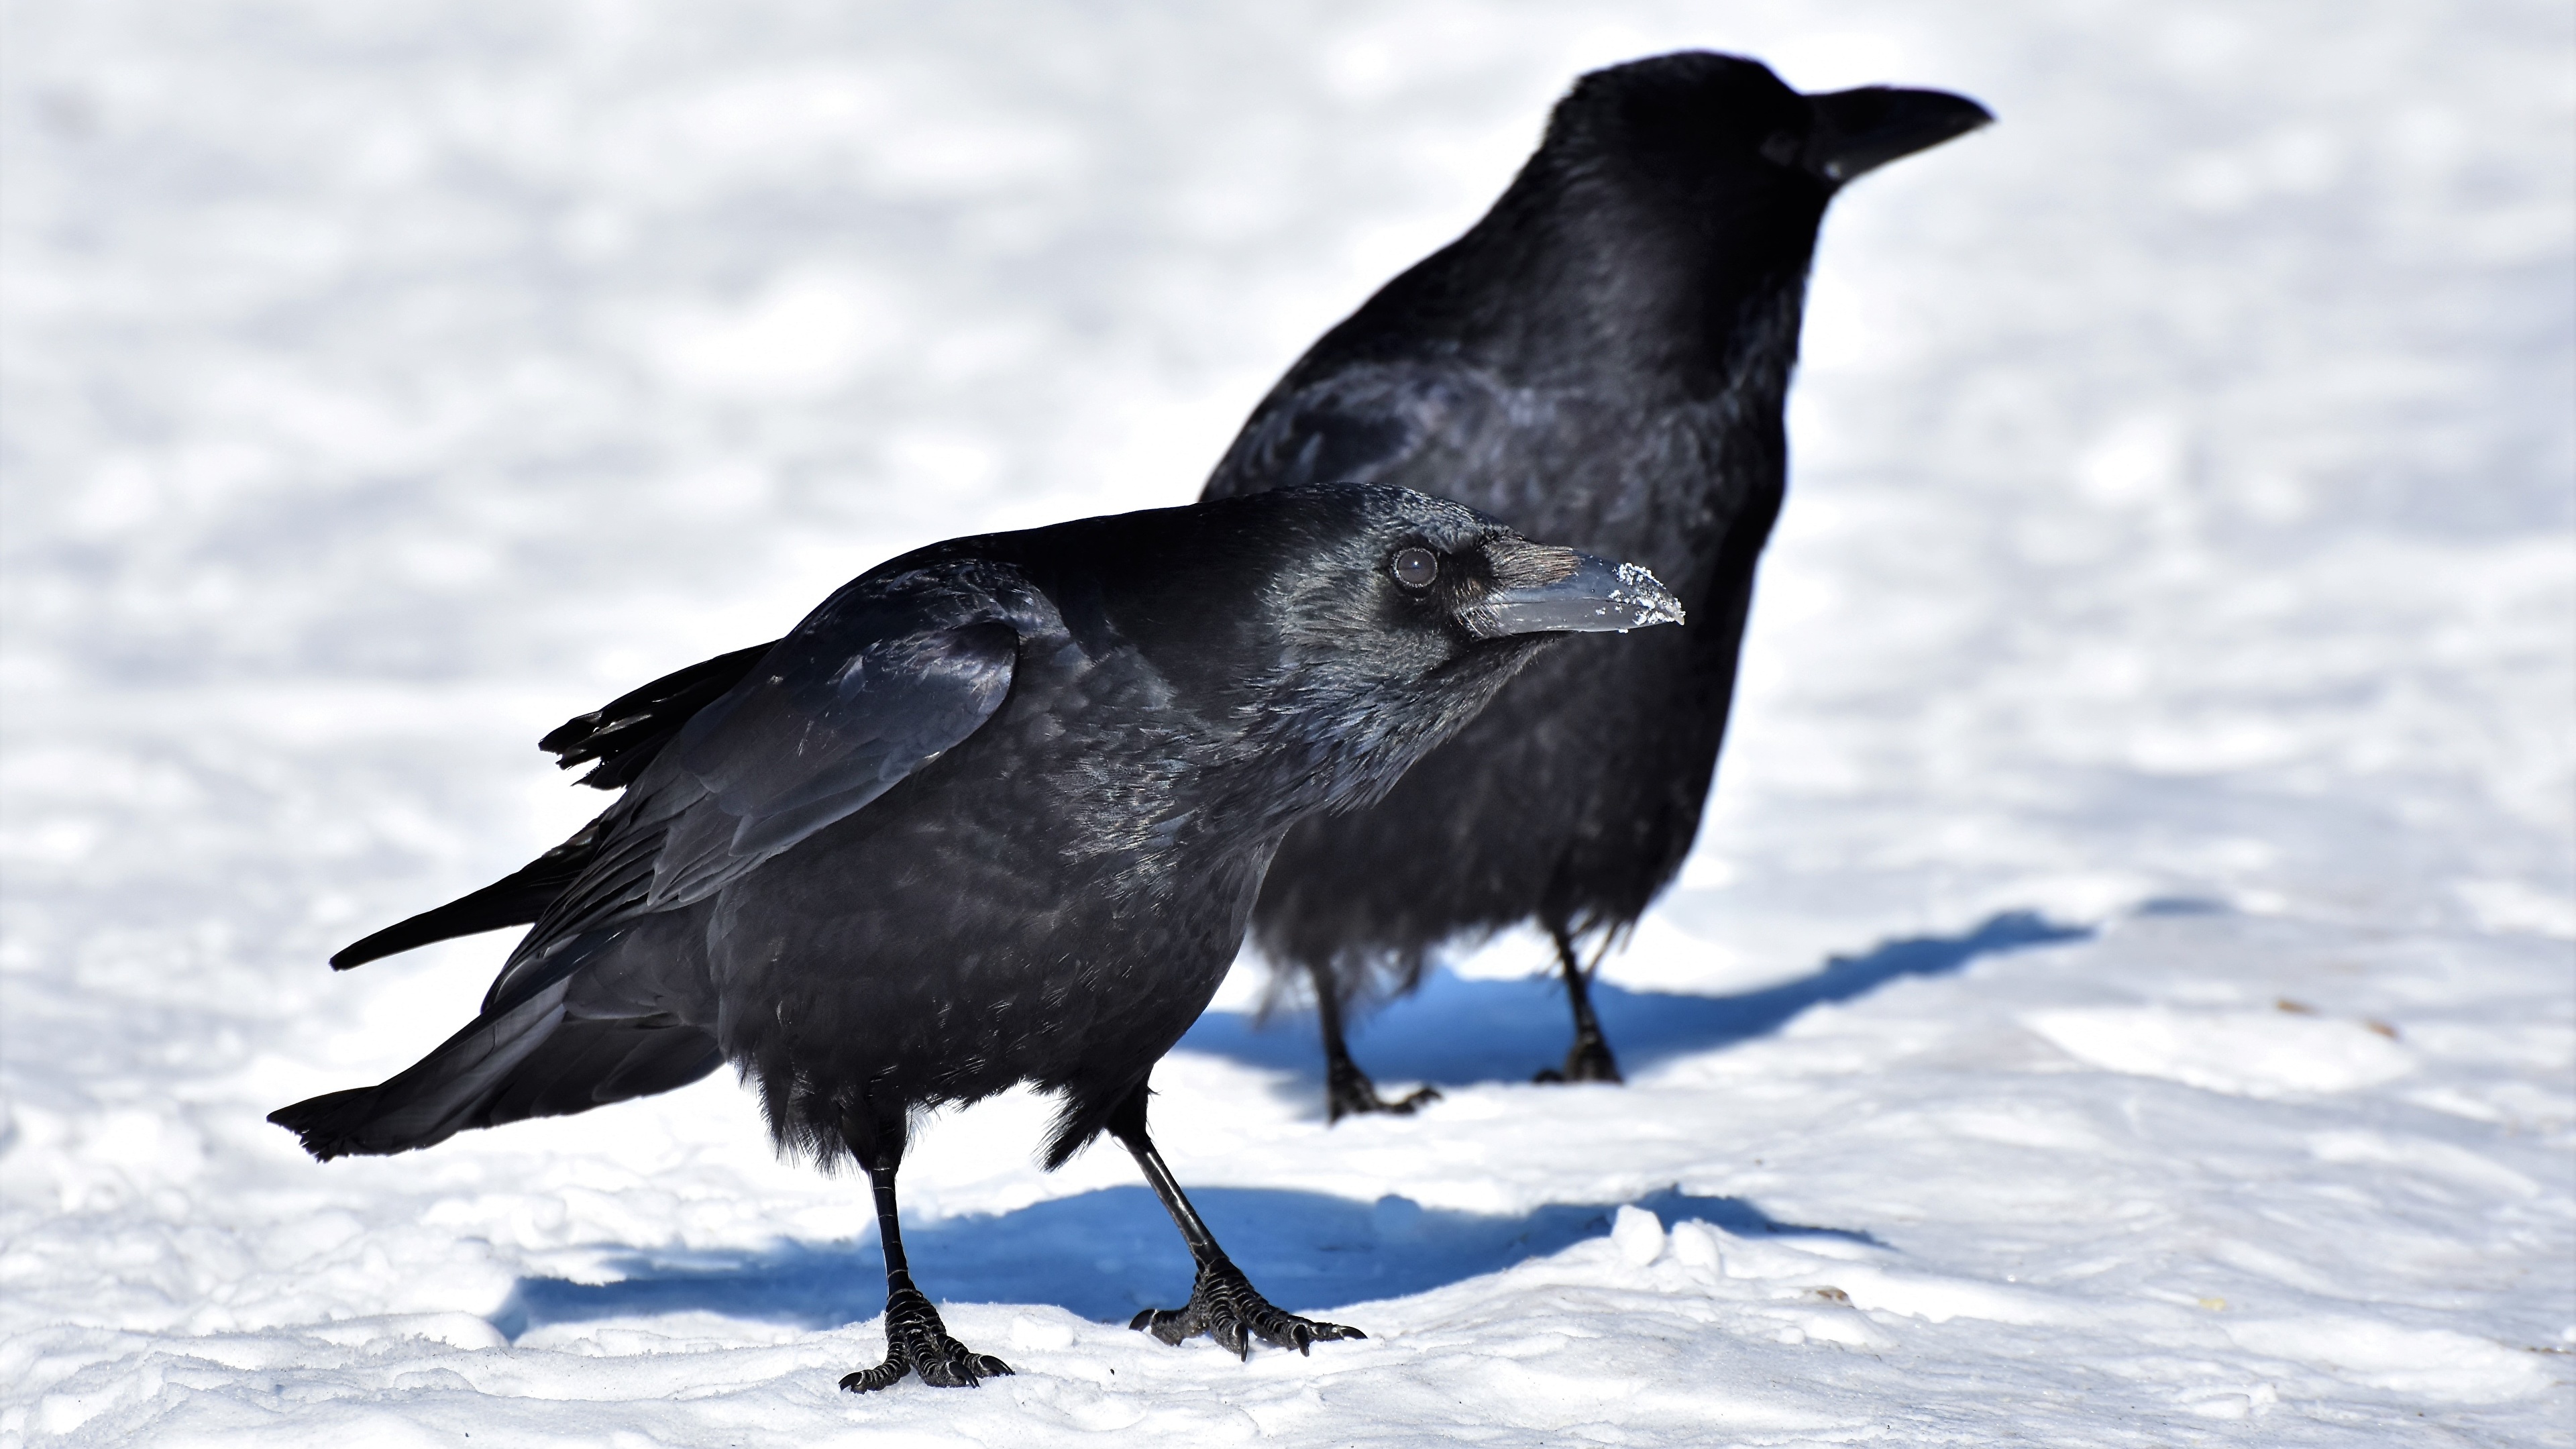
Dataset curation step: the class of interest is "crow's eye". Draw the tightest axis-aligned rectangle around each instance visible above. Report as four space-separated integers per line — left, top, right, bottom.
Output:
1391 547 1439 589
1760 130 1800 167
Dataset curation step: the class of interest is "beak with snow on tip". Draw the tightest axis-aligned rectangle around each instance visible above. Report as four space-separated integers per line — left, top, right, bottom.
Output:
1803 86 1994 185
1462 545 1685 639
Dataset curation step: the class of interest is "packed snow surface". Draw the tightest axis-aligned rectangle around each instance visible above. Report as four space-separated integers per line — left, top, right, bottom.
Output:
3 1 2571 1444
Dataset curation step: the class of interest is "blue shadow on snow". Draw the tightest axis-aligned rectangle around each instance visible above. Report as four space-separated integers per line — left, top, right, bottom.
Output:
1177 909 2090 1090
492 1185 1873 1340
492 912 2078 1340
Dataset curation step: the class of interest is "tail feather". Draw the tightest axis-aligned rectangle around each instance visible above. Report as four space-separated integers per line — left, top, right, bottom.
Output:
478 1014 723 1127
270 983 571 1159
268 976 720 1160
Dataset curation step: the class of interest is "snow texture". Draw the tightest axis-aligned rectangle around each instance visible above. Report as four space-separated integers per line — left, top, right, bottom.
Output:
3 1 2571 1444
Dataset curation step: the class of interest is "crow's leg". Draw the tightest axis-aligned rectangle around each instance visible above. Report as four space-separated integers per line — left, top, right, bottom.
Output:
838 1107 1011 1393
1312 959 1439 1124
1534 925 1623 1085
1109 1083 1365 1357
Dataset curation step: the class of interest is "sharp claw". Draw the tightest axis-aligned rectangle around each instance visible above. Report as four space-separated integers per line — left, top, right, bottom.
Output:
842 1362 902 1393
1130 1260 1364 1363
851 1291 1008 1390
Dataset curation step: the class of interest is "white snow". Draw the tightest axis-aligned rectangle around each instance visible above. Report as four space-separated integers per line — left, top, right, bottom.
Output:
3 1 2570 1445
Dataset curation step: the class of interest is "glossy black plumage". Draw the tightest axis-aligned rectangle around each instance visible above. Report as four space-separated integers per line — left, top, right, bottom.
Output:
271 483 1679 1389
1197 52 1992 1114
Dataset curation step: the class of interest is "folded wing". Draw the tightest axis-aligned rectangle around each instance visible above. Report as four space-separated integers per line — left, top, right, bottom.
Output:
274 558 1029 1159
486 558 1025 1012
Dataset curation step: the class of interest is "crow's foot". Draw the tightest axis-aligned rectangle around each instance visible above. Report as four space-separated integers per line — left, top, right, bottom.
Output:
1534 1035 1623 1085
842 1285 1012 1392
1129 1256 1364 1358
1325 1060 1440 1124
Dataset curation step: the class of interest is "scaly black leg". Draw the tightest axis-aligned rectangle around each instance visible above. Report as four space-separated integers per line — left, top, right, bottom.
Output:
837 1107 1011 1393
1534 925 1623 1085
1108 1082 1366 1357
1313 958 1440 1124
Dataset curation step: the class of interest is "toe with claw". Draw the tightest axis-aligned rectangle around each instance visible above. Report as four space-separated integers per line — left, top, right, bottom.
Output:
843 1284 1013 1392
1130 1255 1365 1358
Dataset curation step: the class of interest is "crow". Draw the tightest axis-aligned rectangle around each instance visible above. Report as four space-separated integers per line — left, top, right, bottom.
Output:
1196 52 1992 1117
272 484 1680 1390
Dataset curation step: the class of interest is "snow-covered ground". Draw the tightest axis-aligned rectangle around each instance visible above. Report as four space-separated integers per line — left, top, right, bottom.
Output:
3 1 2570 1444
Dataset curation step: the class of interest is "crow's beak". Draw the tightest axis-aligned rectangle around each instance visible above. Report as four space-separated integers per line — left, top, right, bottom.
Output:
1462 547 1685 639
1803 86 1992 184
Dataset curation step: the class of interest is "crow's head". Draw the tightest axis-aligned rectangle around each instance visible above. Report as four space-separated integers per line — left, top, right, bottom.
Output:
1543 52 1990 210
1249 482 1683 665
1091 484 1682 818
1431 52 1988 385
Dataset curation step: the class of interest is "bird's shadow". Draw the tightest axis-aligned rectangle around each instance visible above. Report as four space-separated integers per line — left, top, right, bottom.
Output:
1175 909 2092 1093
492 1185 1870 1340
493 910 2086 1341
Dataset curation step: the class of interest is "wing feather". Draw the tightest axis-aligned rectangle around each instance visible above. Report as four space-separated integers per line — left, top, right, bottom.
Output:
541 642 778 790
480 559 1028 1012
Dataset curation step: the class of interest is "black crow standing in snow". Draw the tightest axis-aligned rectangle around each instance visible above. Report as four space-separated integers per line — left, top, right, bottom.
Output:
272 484 1680 1390
1197 52 1992 1116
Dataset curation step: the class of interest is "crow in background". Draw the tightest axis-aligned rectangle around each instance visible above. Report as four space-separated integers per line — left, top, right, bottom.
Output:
274 484 1680 1390
1198 52 1992 1117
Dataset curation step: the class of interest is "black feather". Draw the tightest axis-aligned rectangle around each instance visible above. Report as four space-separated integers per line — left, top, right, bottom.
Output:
541 642 775 790
1201 52 1990 1109
272 486 1676 1176
327 814 608 969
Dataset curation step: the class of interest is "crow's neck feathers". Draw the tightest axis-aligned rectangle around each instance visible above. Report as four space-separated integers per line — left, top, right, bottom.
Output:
1009 492 1549 855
